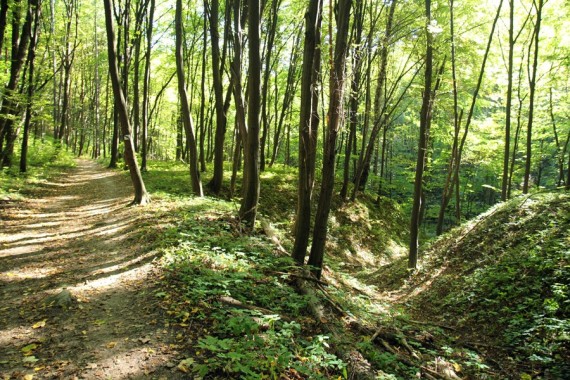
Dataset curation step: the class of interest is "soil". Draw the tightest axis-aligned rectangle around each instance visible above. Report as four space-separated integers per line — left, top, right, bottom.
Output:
0 160 186 379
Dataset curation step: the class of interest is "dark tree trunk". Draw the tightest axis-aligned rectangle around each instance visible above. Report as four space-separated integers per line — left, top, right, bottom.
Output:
199 15 207 172
141 0 154 172
103 0 149 205
291 0 323 265
339 0 364 200
259 0 281 172
175 0 203 196
205 0 227 194
307 0 352 279
20 0 41 173
409 0 434 270
523 0 544 194
0 0 34 168
239 0 261 229
501 0 515 201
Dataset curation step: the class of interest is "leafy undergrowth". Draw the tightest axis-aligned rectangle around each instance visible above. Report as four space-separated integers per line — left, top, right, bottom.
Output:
123 159 570 379
138 160 507 379
142 197 346 379
371 191 570 379
0 138 76 201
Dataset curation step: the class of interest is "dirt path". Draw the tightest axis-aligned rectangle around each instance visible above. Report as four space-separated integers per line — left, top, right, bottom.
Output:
0 160 184 379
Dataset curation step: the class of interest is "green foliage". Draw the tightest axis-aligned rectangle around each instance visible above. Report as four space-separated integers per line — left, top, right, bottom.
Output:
411 192 570 377
0 138 76 200
141 162 347 378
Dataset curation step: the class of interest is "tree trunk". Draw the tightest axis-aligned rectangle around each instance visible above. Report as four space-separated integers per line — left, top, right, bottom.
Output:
409 0 434 270
501 0 515 201
291 0 323 265
0 0 34 168
141 0 155 172
523 0 544 194
20 0 41 173
307 0 352 279
239 0 261 229
103 0 149 205
205 0 227 194
175 0 203 197
339 0 364 200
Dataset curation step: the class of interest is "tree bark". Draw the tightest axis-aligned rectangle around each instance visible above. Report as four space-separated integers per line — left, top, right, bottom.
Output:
523 0 544 194
0 0 34 168
175 0 203 197
307 0 352 279
205 0 227 194
20 0 42 173
239 0 261 229
291 0 323 265
103 0 150 205
409 0 434 270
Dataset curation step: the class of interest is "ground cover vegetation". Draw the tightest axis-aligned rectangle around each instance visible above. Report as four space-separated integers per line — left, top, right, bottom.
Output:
1 0 569 378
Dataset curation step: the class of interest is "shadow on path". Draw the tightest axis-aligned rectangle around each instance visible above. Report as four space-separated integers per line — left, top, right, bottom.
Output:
0 160 185 379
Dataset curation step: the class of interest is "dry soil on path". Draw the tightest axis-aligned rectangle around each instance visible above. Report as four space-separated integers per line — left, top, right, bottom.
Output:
0 160 184 379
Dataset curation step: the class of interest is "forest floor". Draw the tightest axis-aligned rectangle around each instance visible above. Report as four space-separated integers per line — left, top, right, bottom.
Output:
0 160 185 380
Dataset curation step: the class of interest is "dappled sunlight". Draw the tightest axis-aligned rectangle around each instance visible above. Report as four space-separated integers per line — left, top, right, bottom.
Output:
0 266 58 281
0 160 183 379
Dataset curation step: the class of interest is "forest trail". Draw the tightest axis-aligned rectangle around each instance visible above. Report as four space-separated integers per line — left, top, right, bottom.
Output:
0 160 183 379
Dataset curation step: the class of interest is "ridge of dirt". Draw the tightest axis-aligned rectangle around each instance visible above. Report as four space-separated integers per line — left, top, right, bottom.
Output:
0 160 185 379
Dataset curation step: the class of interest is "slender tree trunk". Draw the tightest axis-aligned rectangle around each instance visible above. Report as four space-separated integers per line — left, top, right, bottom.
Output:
239 0 261 228
291 0 323 265
340 0 364 200
436 0 502 234
259 0 281 172
502 0 515 201
141 0 154 172
523 0 544 194
103 0 149 205
205 0 227 194
175 0 203 196
409 0 434 270
199 15 207 172
20 0 41 173
308 0 352 279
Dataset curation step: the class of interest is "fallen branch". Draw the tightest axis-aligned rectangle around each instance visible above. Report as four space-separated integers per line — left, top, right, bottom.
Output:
260 217 288 255
218 296 291 321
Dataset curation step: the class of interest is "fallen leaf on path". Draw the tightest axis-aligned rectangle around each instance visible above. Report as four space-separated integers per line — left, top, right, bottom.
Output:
107 341 117 348
23 374 34 380
138 337 150 344
21 343 38 354
22 356 39 363
177 358 194 373
32 320 46 329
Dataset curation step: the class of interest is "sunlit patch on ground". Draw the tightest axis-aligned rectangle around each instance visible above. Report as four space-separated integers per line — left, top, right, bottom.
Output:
0 160 183 379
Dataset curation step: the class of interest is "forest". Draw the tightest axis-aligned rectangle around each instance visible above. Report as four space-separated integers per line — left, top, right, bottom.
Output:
0 0 569 379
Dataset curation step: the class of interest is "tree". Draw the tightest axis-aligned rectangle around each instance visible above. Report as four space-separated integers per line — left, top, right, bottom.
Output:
307 0 352 278
175 0 203 197
409 0 435 270
523 0 545 194
205 0 227 194
239 0 261 228
291 0 323 265
0 0 35 168
20 0 43 172
103 0 149 205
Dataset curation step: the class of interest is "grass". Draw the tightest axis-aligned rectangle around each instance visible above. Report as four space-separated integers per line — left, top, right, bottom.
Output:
0 138 76 201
